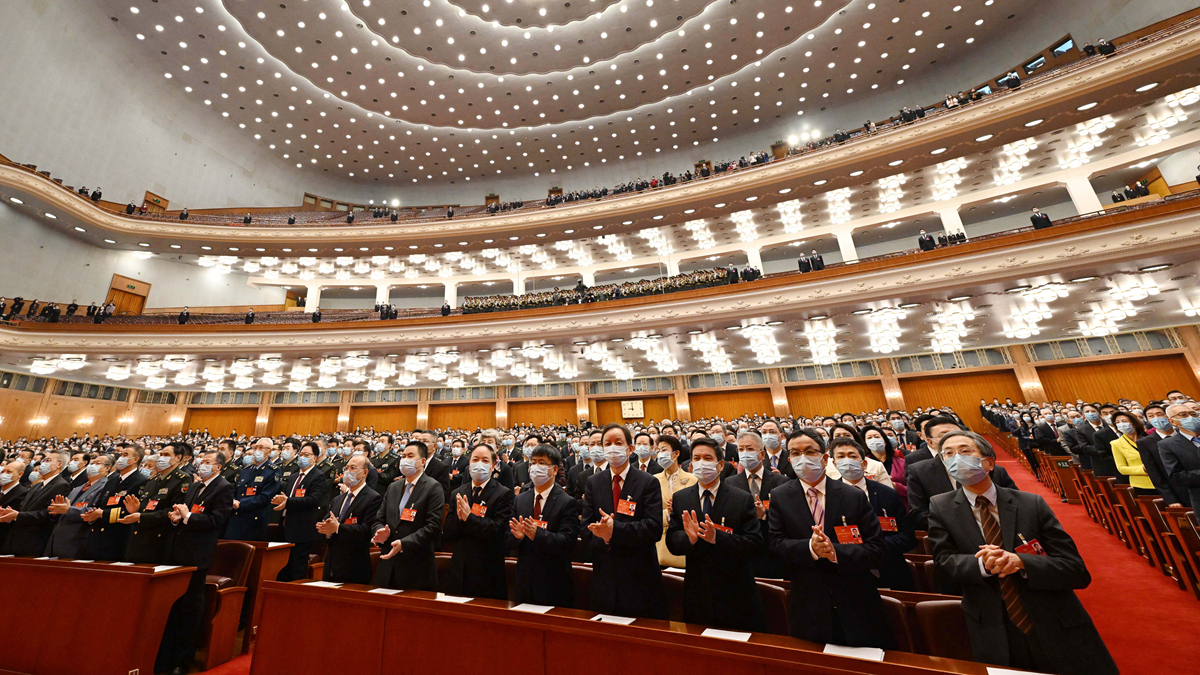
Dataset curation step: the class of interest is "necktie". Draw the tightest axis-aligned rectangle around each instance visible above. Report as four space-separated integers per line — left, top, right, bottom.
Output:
770 455 778 470
290 472 303 497
807 487 824 528
702 490 713 518
472 486 482 502
612 474 622 510
534 493 543 519
339 492 354 522
976 495 1032 633
398 481 414 512
749 474 760 498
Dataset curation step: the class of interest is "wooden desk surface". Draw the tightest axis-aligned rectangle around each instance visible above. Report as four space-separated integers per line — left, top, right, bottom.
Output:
0 557 193 675
252 581 990 675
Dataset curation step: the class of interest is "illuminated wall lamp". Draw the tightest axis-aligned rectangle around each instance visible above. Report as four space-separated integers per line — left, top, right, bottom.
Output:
30 417 48 426
337 415 350 423
118 416 134 424
169 417 184 423
78 416 94 425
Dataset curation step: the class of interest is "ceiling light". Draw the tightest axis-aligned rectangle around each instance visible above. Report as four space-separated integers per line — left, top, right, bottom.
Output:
1135 83 1158 92
1069 276 1098 283
1140 264 1172 272
948 295 973 301
1076 102 1098 111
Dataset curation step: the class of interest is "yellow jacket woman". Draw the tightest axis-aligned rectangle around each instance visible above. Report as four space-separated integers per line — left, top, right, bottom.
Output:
1110 412 1154 492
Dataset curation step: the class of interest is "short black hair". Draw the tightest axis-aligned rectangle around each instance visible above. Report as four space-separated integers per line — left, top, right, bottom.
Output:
405 440 429 458
689 437 720 454
168 441 194 459
470 443 497 464
633 431 652 444
828 437 865 459
786 428 826 452
922 416 962 438
655 434 684 456
301 440 321 455
529 443 562 467
283 436 302 449
205 450 227 468
829 423 863 446
600 423 632 444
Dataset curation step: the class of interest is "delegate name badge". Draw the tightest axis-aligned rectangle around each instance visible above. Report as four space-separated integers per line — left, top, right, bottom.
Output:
295 488 307 498
400 507 418 522
190 504 205 514
74 501 88 509
878 509 898 532
533 519 548 529
244 487 257 496
1015 534 1046 556
713 517 733 534
616 499 637 516
471 503 488 517
835 516 863 544
345 516 358 525
106 495 121 506
762 499 770 510
146 500 159 510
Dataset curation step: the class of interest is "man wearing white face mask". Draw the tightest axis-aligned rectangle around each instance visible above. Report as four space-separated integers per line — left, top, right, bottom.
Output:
45 454 113 558
758 420 793 478
768 429 891 648
1 448 74 556
568 430 603 498
318 454 382 584
84 442 148 561
123 443 194 564
273 441 331 582
0 460 29 552
928 431 1116 675
632 432 661 475
508 444 580 607
226 437 281 542
727 430 788 579
444 443 514 600
371 440 445 591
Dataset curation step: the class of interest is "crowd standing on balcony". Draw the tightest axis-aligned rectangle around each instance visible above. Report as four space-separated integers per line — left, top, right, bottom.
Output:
461 267 732 313
0 390 1133 674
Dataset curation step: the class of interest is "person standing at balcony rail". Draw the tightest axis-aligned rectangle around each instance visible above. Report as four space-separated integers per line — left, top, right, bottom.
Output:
918 230 937 251
1030 208 1053 229
809 249 825 271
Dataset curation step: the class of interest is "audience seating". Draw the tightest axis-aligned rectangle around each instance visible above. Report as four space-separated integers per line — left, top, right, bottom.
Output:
755 581 790 637
202 541 254 669
914 600 973 661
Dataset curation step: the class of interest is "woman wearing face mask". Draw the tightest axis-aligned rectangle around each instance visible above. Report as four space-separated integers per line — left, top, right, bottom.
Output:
1014 411 1034 456
825 424 895 489
862 425 907 499
581 423 669 620
651 434 696 568
1110 412 1154 494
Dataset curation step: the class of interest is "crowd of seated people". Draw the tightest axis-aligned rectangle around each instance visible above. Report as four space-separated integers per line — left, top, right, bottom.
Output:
461 267 730 313
0 396 1125 675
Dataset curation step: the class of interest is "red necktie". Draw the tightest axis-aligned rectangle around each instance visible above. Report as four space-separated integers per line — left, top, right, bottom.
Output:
534 493 542 519
612 474 622 511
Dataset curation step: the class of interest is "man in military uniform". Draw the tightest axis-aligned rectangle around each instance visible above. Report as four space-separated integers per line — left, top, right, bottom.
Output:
83 443 148 561
270 437 302 527
370 434 400 487
225 438 280 541
122 442 195 563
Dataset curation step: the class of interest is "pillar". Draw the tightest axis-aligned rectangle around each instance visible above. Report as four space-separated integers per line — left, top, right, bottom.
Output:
337 391 352 432
254 394 272 436
936 207 967 239
576 385 590 424
1008 345 1048 404
303 284 322 312
877 358 906 410
1063 175 1103 215
509 273 524 296
744 247 763 271
666 257 680 276
443 281 458 309
1177 325 1200 381
579 269 595 287
768 369 791 418
374 284 390 306
836 231 858 264
417 388 430 428
495 386 509 428
673 376 691 422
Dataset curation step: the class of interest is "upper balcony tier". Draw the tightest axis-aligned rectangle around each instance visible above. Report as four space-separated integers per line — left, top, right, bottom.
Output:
5 18 1200 258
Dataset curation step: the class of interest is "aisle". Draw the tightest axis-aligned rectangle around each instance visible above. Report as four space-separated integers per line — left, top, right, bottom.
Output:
993 455 1200 675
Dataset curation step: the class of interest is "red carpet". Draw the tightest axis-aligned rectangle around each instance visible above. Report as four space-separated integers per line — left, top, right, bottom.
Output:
199 458 1200 675
993 455 1200 675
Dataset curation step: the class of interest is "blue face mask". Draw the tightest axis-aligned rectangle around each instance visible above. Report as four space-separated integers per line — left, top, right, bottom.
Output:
139 467 153 479
835 458 865 482
503 439 514 447
297 456 312 469
1085 411 1101 423
1181 416 1200 433
156 456 173 471
657 450 674 469
1149 416 1173 432
589 447 605 463
944 454 989 486
738 450 761 471
86 463 102 478
242 454 253 466
253 450 265 464
468 461 491 483
1117 422 1135 435
790 454 826 484
196 463 214 479
114 456 131 471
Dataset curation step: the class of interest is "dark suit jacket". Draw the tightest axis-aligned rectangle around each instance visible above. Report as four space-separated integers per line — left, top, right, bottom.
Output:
855 479 917 591
443 479 514 600
797 257 812 273
85 468 148 561
567 462 594 498
0 483 30 552
1137 432 1186 506
1030 213 1053 229
125 469 193 564
323 486 383 584
169 476 234 570
372 473 445 591
666 482 766 632
581 465 667 619
907 458 1018 530
45 476 111 558
768 478 890 647
424 456 452 499
448 454 469 491
507 483 580 607
928 487 1117 675
1159 432 1200 510
726 469 788 578
1033 422 1064 455
811 255 825 271
631 458 663 476
1078 423 1119 477
279 468 330 544
4 475 72 556
918 234 937 251
512 460 532 487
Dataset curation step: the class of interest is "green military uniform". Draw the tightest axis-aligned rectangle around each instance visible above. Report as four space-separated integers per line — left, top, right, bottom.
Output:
124 466 194 563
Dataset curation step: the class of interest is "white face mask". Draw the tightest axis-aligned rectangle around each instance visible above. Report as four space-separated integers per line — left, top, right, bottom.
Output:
529 464 553 487
692 460 720 484
604 446 629 468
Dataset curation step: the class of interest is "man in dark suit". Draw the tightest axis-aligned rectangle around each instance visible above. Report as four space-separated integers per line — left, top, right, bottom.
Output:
1160 403 1200 509
45 455 113 558
65 452 90 489
631 431 662 475
1030 408 1064 479
829 438 916 591
415 430 452 499
84 443 148 561
928 431 1117 675
318 454 382 584
272 442 330 581
581 423 667 619
156 450 234 675
1029 208 1053 229
1138 404 1187 506
446 440 469 491
371 441 446 591
311 307 322 322
1078 404 1120 477
508 444 580 607
917 230 937 251
569 431 602 498
225 438 280 541
809 249 825 271
727 430 788 578
443 444 514 600
903 415 962 482
0 460 30 551
0 450 73 556
122 443 193 564
908 437 1019 532
666 439 766 632
768 429 891 648
797 255 812 273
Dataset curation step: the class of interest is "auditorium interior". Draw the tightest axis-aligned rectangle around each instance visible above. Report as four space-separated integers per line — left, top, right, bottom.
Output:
3 0 1200 673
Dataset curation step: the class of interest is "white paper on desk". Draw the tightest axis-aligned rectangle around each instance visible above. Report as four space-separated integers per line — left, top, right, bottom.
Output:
110 561 135 566
0 554 13 558
304 580 343 588
512 603 554 614
153 565 180 573
436 593 474 603
72 560 94 563
591 614 637 625
701 628 752 642
267 542 290 548
823 644 885 661
988 668 1038 675
34 556 51 560
664 567 687 574
368 588 402 595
